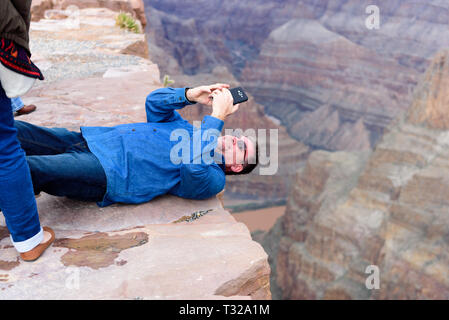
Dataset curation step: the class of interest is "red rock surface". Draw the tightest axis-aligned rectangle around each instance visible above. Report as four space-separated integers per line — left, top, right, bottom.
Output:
0 195 270 299
32 0 147 27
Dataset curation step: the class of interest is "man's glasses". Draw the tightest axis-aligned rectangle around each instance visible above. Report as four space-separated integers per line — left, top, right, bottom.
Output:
237 139 246 152
236 138 247 161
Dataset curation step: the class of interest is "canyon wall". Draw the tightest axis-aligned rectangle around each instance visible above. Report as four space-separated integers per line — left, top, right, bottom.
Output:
263 51 449 299
143 0 449 151
140 0 449 299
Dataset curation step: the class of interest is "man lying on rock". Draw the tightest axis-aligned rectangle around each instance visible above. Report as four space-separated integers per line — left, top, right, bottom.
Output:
13 83 258 207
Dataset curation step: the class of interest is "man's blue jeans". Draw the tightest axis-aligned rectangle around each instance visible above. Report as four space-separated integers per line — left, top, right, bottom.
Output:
14 121 107 202
0 86 42 252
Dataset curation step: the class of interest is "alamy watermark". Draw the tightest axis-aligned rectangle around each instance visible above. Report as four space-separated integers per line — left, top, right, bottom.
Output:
65 266 80 290
44 5 80 29
365 265 380 289
365 5 380 30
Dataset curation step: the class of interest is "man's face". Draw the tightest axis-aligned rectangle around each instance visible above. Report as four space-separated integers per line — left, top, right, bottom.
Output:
216 134 256 173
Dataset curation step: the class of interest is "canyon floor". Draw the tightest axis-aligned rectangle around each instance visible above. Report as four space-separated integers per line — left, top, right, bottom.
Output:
232 206 286 233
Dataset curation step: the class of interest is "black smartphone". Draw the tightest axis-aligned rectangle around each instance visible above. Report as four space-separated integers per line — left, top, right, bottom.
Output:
229 87 249 105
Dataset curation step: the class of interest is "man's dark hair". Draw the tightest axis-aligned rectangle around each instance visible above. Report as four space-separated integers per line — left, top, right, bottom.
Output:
225 141 258 175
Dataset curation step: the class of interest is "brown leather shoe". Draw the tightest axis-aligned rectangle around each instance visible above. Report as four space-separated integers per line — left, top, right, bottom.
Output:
15 104 37 116
20 226 55 262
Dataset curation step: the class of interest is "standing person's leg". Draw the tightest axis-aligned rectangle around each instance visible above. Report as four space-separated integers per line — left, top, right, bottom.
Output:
11 97 37 116
0 86 53 259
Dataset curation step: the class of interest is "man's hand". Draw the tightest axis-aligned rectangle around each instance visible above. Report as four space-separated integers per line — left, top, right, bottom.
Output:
210 89 240 121
186 83 230 106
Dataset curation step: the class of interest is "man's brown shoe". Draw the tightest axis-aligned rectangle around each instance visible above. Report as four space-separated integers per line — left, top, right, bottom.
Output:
20 226 55 262
15 104 37 116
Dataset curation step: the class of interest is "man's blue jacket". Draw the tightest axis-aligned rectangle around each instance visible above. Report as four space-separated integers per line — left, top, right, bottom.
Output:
80 87 226 207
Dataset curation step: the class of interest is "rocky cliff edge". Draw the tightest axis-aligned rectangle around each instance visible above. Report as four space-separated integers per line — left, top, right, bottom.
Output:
0 5 271 300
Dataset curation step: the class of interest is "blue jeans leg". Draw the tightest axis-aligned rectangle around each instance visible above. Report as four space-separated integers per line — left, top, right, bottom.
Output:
27 151 107 202
14 120 86 156
14 120 107 202
0 86 41 247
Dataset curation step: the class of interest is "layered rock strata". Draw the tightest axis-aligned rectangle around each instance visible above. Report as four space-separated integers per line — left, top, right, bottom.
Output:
264 51 449 299
143 0 449 151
